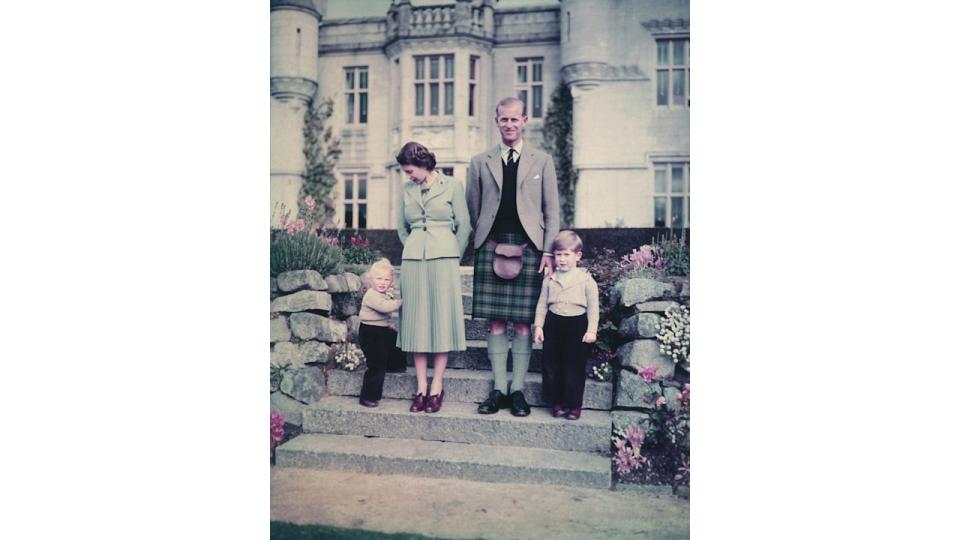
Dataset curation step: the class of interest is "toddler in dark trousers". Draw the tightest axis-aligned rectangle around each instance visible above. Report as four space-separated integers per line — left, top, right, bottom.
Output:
358 258 406 407
532 230 599 420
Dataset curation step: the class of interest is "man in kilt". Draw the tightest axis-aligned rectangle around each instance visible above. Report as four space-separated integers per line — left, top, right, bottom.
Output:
466 97 560 416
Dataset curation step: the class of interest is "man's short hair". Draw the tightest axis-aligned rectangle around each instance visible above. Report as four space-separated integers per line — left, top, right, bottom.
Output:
495 96 526 118
552 230 584 253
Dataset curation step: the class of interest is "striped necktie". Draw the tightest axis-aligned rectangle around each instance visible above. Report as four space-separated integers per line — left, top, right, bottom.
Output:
507 148 516 166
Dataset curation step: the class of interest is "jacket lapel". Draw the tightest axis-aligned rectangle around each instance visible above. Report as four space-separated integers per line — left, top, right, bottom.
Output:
423 173 449 206
516 147 536 189
405 180 425 212
484 145 503 192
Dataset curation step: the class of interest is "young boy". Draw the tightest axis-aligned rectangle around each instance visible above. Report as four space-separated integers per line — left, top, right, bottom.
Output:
357 258 405 407
532 230 599 420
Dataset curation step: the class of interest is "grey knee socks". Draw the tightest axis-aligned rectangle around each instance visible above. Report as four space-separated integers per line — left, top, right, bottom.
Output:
510 332 532 393
487 332 510 394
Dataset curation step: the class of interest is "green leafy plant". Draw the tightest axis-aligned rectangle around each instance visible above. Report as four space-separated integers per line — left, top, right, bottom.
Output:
270 231 343 277
341 234 382 265
301 97 342 228
541 81 577 226
654 230 690 277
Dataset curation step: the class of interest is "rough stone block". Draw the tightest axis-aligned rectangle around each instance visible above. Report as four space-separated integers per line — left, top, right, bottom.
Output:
271 316 291 343
300 340 331 364
271 391 307 426
633 301 681 314
663 385 683 413
271 290 333 313
347 315 361 337
289 312 348 342
277 270 327 292
611 410 653 432
611 278 674 307
279 366 325 404
331 292 359 318
615 369 662 408
272 342 301 368
325 272 362 293
618 313 662 339
618 339 675 380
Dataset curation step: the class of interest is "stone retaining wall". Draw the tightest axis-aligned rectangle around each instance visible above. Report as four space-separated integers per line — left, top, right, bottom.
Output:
270 269 365 410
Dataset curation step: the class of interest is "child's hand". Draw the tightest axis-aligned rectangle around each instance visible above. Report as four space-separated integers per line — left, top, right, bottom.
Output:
582 332 596 343
389 323 397 332
533 326 544 344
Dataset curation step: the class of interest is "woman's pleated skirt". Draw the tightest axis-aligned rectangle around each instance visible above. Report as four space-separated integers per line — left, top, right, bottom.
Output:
397 257 466 353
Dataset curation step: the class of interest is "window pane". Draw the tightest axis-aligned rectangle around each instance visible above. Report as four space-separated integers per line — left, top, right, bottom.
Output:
444 82 454 115
358 177 367 199
673 70 686 105
654 197 667 227
655 168 667 192
359 93 367 123
673 40 686 66
430 83 439 115
657 41 669 66
533 62 542 82
346 70 354 89
359 69 368 89
469 83 475 116
415 84 424 115
415 57 424 80
344 178 353 200
518 89 528 112
517 64 527 83
444 55 454 78
346 93 354 123
344 204 353 228
358 203 367 229
430 57 439 79
657 70 668 106
671 197 684 228
532 85 542 117
470 56 477 79
671 166 684 193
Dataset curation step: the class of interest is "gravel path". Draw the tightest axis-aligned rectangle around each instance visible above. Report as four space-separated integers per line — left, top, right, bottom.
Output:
271 467 689 540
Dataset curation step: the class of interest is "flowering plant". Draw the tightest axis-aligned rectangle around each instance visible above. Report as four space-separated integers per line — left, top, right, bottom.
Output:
271 198 344 277
612 423 648 475
342 233 383 265
332 342 366 371
270 411 285 457
590 361 613 382
620 245 666 274
656 304 690 366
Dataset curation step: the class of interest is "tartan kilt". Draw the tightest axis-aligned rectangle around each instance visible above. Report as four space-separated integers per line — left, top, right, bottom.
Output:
472 231 543 323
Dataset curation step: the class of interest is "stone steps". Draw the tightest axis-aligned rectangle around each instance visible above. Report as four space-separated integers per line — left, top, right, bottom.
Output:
413 339 544 372
326 367 613 410
275 433 611 489
302 396 611 454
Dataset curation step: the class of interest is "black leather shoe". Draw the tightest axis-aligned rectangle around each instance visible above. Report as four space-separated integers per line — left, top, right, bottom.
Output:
510 391 530 417
478 390 505 414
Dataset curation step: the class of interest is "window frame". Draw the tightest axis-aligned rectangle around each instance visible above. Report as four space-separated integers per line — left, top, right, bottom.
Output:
655 37 689 109
344 66 369 124
652 161 690 228
341 171 369 229
514 57 544 118
414 54 455 117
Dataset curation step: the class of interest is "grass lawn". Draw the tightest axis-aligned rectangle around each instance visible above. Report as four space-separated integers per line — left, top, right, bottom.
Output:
271 521 476 540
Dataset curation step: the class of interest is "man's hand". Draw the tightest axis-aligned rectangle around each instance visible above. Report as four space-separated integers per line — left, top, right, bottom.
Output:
582 332 596 343
533 326 544 344
538 254 555 277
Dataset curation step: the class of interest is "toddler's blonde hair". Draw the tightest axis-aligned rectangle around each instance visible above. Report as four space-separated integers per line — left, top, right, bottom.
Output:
364 258 395 288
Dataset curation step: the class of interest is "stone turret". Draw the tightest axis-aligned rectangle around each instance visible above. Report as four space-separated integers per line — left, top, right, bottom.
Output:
271 0 325 226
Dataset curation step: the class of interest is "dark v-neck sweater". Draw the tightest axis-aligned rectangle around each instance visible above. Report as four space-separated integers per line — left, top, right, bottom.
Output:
490 156 524 236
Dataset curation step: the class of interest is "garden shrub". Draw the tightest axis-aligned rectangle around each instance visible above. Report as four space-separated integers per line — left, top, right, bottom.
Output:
270 231 343 277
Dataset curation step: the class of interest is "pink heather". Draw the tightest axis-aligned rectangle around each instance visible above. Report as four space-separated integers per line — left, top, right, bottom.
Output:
304 195 316 209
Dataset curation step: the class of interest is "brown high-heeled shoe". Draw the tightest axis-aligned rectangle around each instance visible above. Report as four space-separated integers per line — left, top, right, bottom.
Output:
425 390 445 413
410 393 426 412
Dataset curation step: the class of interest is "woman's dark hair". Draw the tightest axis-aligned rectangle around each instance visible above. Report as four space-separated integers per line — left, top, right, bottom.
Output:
395 141 436 171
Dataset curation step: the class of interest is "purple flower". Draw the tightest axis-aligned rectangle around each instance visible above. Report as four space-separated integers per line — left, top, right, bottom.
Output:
639 366 657 383
624 424 645 448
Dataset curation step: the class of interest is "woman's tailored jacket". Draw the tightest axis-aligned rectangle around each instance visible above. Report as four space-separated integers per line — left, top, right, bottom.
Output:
397 173 472 260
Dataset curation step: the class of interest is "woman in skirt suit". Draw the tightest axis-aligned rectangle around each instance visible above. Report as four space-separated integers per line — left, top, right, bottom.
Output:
395 141 471 413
